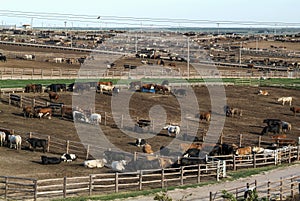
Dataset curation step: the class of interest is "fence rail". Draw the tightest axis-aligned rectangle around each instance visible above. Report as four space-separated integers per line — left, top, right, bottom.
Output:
0 162 224 201
1 65 300 80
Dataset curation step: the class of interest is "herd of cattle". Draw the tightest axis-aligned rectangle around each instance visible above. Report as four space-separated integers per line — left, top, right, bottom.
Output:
3 82 300 173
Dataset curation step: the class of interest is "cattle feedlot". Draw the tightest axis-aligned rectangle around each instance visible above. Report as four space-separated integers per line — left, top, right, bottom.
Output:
0 30 300 201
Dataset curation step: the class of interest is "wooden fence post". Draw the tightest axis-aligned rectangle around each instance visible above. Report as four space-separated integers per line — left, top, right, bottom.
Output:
180 166 184 185
280 177 283 201
291 177 294 198
220 132 223 144
29 132 32 138
258 136 261 147
120 115 123 129
8 93 11 105
253 153 256 168
89 174 93 196
152 119 155 133
209 192 213 201
239 134 243 147
288 146 291 163
134 152 137 161
233 154 236 171
4 177 8 200
63 176 67 198
66 140 70 154
216 161 220 181
33 179 37 201
297 137 300 161
20 95 23 108
32 98 35 107
86 145 90 160
161 168 165 188
197 163 201 183
115 172 119 193
104 112 107 126
139 171 143 191
47 136 50 152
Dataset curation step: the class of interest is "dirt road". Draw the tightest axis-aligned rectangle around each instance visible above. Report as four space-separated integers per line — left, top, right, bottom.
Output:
116 163 300 201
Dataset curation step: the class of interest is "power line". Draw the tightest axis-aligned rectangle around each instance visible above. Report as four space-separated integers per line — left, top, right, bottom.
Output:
0 9 300 27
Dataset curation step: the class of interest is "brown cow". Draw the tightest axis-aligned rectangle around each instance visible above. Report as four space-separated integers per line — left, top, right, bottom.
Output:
258 90 269 96
271 134 287 140
235 146 252 155
98 81 113 86
290 107 300 116
35 107 52 119
229 108 242 117
143 143 154 154
61 105 73 119
197 111 211 121
48 91 59 102
23 106 34 118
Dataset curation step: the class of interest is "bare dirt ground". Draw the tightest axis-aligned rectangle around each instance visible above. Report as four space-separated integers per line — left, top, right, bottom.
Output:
0 85 299 180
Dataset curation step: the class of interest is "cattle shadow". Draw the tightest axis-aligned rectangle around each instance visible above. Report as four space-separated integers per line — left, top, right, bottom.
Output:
268 101 280 105
31 160 43 165
282 113 295 117
128 142 137 146
12 112 25 117
249 125 264 129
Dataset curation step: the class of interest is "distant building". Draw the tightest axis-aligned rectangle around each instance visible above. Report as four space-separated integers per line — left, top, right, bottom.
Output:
22 24 31 30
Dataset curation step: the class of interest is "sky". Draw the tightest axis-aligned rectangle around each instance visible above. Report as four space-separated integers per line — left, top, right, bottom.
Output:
1 0 299 28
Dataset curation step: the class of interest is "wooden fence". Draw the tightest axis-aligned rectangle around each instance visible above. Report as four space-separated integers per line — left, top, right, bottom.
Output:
0 161 225 201
210 176 300 201
1 65 299 80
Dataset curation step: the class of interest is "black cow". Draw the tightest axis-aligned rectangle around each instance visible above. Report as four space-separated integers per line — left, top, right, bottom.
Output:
0 55 7 62
41 155 61 164
68 83 90 93
135 138 146 147
208 143 238 156
180 157 206 166
103 150 126 163
263 119 281 126
46 84 67 92
126 158 161 171
26 138 47 152
261 124 282 135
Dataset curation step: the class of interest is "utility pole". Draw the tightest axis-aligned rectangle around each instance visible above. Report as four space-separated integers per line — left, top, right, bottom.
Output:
239 42 242 67
187 37 190 80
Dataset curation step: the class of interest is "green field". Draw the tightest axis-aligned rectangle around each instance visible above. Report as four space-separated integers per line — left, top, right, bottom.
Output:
0 78 300 89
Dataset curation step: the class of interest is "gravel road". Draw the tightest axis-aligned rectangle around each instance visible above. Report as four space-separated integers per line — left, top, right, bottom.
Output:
114 163 300 201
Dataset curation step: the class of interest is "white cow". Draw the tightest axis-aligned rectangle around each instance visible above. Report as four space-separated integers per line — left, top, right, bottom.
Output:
277 97 293 106
73 111 89 123
61 153 77 162
0 131 6 146
83 159 107 168
163 125 181 137
89 113 101 125
111 160 127 172
53 58 64 63
24 54 35 60
8 135 22 150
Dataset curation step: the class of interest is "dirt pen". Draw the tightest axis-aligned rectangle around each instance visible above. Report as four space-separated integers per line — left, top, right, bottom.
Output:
0 84 300 200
